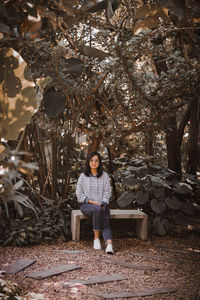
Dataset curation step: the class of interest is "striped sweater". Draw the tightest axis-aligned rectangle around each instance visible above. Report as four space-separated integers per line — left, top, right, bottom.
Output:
76 171 112 204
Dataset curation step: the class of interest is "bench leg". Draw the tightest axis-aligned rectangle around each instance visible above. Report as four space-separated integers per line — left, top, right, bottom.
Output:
136 216 148 241
71 214 81 242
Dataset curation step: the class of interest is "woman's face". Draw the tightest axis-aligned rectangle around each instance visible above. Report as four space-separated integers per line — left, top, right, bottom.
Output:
89 155 100 170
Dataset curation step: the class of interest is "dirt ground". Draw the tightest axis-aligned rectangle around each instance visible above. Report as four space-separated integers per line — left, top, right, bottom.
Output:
0 229 200 300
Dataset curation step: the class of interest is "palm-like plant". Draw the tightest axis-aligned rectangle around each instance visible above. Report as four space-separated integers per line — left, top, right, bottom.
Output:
0 144 39 219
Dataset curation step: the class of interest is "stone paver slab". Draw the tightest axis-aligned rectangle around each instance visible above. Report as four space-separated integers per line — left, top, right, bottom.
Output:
53 250 84 254
130 251 182 264
97 258 159 271
27 264 81 279
97 288 176 298
4 258 36 274
63 274 126 288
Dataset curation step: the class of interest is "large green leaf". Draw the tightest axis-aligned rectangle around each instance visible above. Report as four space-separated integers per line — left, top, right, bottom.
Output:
0 48 38 140
135 190 149 205
165 196 182 210
153 216 170 236
117 191 135 208
151 198 166 214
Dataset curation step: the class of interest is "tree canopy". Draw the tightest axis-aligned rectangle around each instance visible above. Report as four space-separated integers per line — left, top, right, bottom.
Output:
0 0 200 165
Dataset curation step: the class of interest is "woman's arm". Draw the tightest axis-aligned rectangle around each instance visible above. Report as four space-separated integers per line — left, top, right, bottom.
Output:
76 174 88 203
101 172 112 204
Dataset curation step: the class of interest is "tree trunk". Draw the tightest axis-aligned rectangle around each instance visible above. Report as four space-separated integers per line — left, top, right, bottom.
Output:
186 97 200 175
144 131 154 155
87 131 101 155
63 134 73 197
51 129 58 199
177 103 191 148
107 146 117 202
165 115 181 174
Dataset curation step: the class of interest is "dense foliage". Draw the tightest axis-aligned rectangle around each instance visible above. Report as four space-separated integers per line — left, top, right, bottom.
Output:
0 0 200 244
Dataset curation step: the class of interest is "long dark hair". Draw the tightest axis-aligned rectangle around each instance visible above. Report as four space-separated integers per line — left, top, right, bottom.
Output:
83 151 103 178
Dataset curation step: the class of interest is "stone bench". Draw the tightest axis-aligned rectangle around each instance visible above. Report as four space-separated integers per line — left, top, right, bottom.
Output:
71 209 148 242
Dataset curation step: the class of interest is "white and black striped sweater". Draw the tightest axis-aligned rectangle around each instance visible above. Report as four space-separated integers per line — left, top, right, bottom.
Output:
76 171 112 204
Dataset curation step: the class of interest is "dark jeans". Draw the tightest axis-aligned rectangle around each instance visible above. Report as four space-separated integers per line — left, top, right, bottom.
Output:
80 203 112 241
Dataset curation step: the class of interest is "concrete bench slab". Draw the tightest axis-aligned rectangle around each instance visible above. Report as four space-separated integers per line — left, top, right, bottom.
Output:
71 209 148 242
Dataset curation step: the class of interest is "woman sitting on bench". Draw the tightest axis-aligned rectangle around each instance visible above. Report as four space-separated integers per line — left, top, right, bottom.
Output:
76 151 114 254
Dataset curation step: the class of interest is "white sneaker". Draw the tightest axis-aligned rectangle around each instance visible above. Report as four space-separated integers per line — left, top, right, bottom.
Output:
105 243 114 254
94 239 101 250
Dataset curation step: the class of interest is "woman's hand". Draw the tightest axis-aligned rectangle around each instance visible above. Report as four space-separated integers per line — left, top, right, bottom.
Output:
88 200 101 206
101 201 107 211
